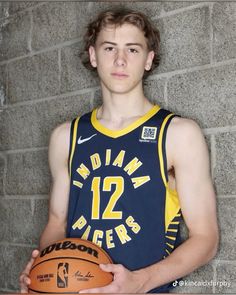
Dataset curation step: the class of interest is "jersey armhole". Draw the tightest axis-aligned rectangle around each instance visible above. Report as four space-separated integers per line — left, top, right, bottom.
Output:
158 113 178 187
68 117 80 176
158 114 182 258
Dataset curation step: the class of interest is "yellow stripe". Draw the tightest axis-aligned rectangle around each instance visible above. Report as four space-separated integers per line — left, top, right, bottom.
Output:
166 235 176 241
165 249 171 255
69 117 80 177
158 113 174 187
166 243 174 249
91 105 160 138
167 229 178 233
165 188 181 232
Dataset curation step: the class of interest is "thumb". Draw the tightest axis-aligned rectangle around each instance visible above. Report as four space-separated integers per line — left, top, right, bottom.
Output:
32 249 40 258
99 263 122 274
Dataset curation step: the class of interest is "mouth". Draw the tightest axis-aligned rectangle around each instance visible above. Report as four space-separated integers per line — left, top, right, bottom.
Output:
111 72 129 78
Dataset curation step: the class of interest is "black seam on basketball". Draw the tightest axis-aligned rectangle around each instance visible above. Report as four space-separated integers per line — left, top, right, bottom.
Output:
30 256 100 272
76 239 113 263
28 288 80 294
39 239 113 264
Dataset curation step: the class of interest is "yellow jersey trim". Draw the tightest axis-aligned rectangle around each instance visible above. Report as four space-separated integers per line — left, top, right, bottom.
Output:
165 249 171 255
69 117 80 177
91 105 161 138
167 229 178 233
158 113 175 187
166 242 174 249
166 235 176 241
165 188 181 232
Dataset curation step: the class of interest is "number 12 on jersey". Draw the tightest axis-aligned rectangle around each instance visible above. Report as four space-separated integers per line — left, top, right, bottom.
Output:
91 176 124 220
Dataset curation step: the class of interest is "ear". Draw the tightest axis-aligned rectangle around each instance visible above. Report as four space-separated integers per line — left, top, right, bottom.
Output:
145 50 155 71
89 46 97 68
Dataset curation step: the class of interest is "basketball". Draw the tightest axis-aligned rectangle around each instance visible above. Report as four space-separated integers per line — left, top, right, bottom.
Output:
29 238 113 293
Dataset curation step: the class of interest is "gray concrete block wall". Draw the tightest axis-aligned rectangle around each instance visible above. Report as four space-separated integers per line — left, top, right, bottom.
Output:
8 51 60 103
0 1 235 293
154 6 211 73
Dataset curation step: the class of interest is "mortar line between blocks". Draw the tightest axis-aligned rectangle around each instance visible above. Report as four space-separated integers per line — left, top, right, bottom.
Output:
0 37 83 66
90 89 97 109
203 125 236 135
152 1 213 20
58 48 62 93
209 2 214 65
3 194 48 200
148 57 236 80
212 259 217 293
217 194 236 199
0 241 38 248
0 288 20 294
2 152 7 198
31 198 35 216
2 146 48 154
211 134 216 180
164 78 168 109
28 7 33 53
213 259 236 265
2 87 100 109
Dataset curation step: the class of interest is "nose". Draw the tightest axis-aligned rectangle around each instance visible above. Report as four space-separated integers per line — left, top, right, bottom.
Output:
114 49 126 67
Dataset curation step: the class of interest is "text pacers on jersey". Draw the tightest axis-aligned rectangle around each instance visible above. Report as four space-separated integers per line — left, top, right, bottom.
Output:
72 214 141 249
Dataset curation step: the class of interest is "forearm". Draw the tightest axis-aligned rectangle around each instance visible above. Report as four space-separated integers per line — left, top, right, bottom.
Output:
139 234 218 292
39 219 66 250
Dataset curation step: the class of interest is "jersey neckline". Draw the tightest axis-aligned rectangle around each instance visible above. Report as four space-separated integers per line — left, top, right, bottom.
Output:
91 104 161 138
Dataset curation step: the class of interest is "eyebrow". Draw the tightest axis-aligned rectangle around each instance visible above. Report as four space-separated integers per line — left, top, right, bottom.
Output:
100 41 144 48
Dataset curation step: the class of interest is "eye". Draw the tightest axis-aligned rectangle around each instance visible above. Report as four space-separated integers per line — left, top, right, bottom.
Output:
104 47 115 52
128 48 139 53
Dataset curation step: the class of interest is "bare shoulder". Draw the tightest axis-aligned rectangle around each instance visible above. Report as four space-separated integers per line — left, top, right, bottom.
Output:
49 121 71 149
168 116 204 143
49 121 72 162
166 117 208 167
50 121 71 142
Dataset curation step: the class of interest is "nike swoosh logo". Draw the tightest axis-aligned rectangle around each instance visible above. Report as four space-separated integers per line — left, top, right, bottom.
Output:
77 134 97 144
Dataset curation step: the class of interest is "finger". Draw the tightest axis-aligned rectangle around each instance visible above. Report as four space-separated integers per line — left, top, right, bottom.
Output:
19 272 30 285
19 273 31 293
80 288 101 293
32 249 40 258
99 263 123 273
24 250 39 274
19 250 39 292
79 284 115 294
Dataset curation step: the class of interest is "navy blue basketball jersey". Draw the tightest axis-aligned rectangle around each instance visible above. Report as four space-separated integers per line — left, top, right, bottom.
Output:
66 105 182 293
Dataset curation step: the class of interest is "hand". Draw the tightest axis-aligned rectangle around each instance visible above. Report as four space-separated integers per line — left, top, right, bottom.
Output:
79 263 149 293
19 249 40 293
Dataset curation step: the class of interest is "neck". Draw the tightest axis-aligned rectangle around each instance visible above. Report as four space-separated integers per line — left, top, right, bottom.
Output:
98 84 153 121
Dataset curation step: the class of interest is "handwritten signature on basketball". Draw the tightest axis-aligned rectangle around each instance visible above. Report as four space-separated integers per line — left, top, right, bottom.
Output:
73 271 94 281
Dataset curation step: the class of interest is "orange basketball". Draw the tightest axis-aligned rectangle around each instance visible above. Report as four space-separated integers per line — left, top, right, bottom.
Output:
29 238 113 293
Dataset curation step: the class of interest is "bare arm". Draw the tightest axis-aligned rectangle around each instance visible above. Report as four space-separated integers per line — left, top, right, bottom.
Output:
39 122 71 250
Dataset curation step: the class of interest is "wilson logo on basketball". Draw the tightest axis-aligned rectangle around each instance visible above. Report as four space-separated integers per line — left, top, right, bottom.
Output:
40 240 99 258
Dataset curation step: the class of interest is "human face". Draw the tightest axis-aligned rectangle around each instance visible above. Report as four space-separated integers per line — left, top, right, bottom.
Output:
89 23 154 95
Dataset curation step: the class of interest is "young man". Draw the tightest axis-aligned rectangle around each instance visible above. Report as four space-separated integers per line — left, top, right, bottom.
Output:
19 8 219 293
